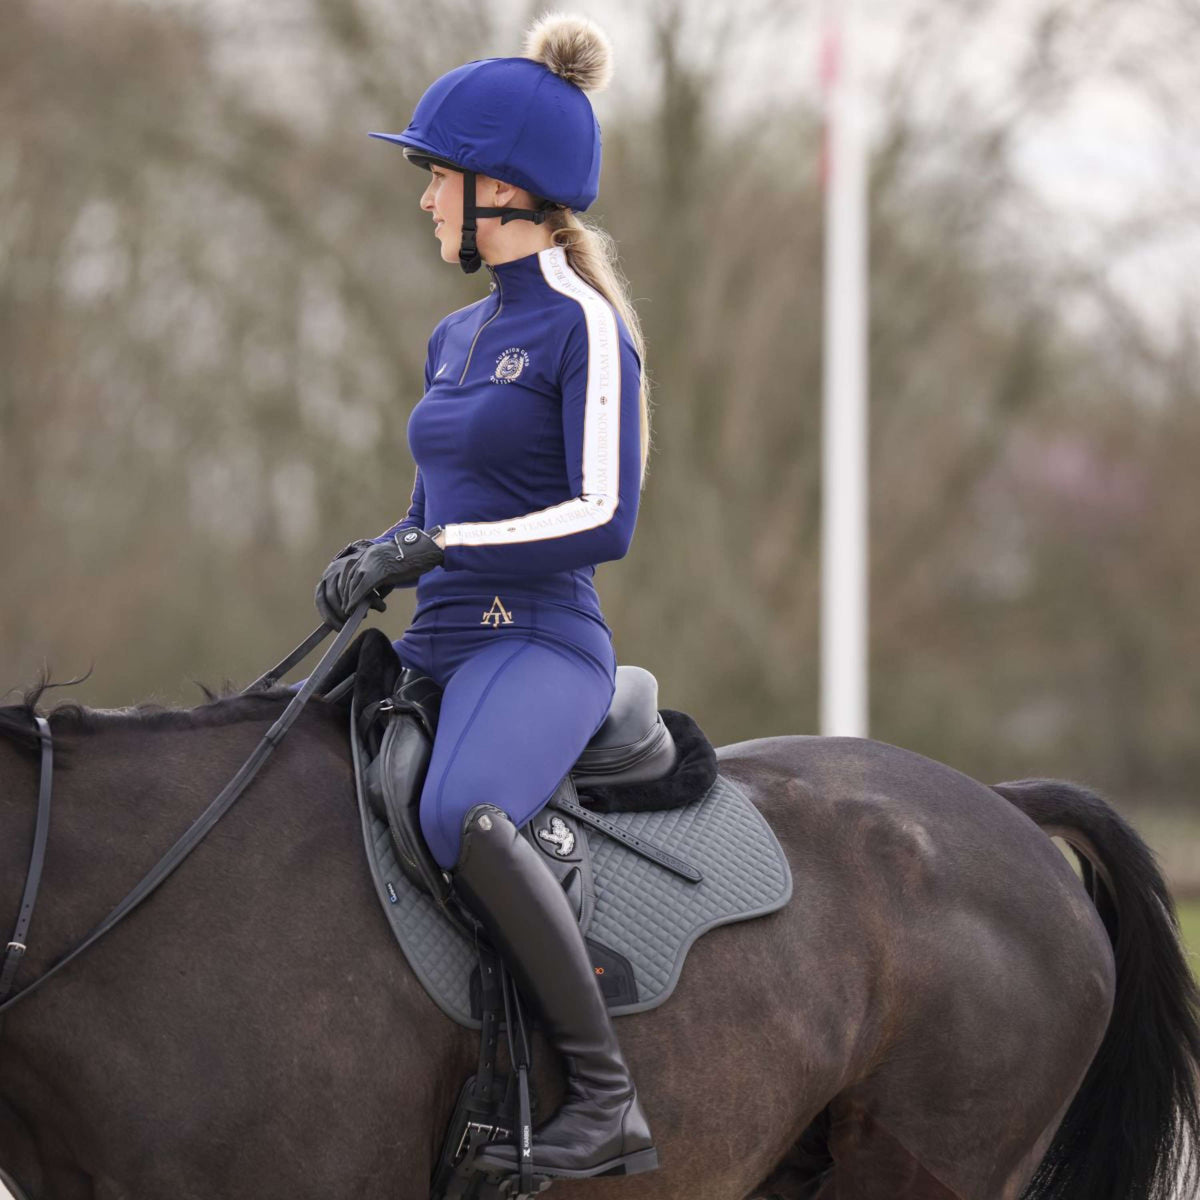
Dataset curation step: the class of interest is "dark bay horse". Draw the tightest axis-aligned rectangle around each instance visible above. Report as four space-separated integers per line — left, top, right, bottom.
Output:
0 683 1197 1200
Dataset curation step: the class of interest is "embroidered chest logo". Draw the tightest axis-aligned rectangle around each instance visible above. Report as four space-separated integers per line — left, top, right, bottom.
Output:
491 347 530 384
481 595 514 628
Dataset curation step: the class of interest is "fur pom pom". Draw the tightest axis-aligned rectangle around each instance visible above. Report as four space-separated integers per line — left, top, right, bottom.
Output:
522 11 614 93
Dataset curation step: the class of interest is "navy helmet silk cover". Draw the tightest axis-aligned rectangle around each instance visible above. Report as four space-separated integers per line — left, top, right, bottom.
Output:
368 56 602 210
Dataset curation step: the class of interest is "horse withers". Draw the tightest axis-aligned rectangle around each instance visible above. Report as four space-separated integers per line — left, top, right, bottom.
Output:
0 685 1196 1200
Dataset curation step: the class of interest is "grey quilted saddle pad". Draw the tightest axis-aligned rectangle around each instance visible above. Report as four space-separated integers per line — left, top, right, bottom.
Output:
357 774 792 1030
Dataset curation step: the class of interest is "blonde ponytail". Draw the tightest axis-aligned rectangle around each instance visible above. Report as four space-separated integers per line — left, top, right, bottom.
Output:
519 14 649 487
545 209 652 489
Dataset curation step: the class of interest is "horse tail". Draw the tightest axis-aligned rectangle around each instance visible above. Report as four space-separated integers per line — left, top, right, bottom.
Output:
993 778 1200 1200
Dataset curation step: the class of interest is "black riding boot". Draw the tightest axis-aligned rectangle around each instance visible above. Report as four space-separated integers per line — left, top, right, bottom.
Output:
451 804 659 1180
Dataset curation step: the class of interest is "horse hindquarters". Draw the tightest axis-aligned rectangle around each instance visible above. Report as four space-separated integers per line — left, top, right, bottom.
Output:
802 772 1195 1200
993 779 1200 1200
731 746 1116 1200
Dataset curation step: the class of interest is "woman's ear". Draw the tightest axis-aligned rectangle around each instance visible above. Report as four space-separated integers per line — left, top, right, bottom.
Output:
485 176 522 209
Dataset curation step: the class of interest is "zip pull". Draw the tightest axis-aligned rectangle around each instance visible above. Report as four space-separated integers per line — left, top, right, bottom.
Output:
459 272 504 385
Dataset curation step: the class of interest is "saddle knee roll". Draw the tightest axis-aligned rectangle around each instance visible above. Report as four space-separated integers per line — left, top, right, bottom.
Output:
365 669 449 902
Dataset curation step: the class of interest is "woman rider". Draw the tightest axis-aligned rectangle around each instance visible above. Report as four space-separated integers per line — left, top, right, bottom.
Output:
311 13 658 1184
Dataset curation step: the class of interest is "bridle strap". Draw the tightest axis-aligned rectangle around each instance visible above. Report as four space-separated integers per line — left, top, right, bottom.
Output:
243 623 333 693
0 718 53 1002
0 609 367 1016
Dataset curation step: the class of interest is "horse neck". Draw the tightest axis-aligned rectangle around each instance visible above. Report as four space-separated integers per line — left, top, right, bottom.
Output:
0 705 352 993
0 705 470 1187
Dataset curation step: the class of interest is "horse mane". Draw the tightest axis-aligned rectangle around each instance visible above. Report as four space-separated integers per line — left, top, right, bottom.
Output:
0 673 312 757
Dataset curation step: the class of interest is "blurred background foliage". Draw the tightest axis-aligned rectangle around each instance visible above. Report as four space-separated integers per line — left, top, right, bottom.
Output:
3 0 1199 892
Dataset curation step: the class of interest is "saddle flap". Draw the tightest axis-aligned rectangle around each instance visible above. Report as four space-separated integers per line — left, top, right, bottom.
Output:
520 774 595 934
370 670 450 905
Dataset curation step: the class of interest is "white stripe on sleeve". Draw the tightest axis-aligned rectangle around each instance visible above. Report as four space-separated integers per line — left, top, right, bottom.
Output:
443 246 621 550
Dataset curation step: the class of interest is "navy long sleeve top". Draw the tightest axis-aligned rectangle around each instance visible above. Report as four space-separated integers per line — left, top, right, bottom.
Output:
372 245 642 619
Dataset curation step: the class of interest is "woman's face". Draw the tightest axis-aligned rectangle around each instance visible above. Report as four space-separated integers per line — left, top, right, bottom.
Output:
420 165 464 264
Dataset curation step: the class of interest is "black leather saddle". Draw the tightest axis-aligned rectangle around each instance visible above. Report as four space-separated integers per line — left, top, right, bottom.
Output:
361 662 685 911
572 665 679 786
322 625 716 928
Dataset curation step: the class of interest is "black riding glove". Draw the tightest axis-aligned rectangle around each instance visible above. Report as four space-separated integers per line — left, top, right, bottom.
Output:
339 527 445 614
314 539 384 628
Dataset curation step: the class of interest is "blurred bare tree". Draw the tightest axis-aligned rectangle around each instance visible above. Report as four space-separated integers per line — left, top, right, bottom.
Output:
2 0 1198 837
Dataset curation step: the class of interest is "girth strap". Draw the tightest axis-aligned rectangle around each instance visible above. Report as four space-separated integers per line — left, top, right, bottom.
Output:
0 717 53 1002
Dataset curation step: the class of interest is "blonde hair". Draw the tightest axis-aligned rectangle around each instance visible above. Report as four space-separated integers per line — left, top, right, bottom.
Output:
517 14 648 486
545 208 652 488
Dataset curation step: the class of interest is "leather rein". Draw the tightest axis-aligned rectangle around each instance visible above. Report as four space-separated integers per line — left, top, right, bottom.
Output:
0 604 369 1015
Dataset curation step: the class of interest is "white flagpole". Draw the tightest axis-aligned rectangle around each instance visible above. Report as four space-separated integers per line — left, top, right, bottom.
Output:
820 0 870 737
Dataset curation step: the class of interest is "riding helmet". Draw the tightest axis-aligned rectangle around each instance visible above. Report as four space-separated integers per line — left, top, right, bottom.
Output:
368 13 613 273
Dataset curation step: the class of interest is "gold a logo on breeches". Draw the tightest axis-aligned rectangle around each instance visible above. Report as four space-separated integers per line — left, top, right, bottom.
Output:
481 596 514 629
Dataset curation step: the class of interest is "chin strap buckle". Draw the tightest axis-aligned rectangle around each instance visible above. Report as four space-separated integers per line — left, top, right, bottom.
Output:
456 169 558 275
457 169 484 274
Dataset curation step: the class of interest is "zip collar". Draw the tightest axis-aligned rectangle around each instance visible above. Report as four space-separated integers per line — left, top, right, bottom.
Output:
485 246 561 298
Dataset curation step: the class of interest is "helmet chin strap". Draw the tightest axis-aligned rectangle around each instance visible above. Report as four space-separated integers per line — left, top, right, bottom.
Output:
457 169 553 275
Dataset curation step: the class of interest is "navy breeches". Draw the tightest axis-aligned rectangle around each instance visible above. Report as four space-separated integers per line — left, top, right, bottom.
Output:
392 595 616 869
